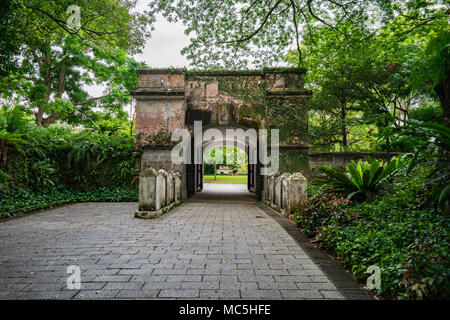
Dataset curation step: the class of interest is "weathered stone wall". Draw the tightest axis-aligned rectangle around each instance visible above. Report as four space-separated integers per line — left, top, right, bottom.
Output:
309 152 401 177
135 168 183 219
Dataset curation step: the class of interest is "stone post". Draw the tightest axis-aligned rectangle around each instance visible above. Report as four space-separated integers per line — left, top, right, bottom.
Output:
174 171 182 203
156 169 167 210
167 171 175 205
268 175 275 204
285 172 308 216
137 168 158 212
275 173 290 210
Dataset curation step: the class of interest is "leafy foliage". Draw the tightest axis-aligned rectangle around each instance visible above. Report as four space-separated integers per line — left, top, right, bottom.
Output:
0 186 138 219
0 108 138 193
383 120 450 210
150 0 376 68
296 167 450 299
0 169 9 191
0 0 152 126
315 157 405 200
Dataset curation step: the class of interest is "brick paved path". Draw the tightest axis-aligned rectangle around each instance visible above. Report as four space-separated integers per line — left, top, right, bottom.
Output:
0 184 345 299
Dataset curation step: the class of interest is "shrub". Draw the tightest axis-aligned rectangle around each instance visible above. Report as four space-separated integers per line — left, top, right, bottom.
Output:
383 120 450 211
0 185 138 219
0 110 140 217
2 126 138 192
0 169 9 191
315 156 405 201
296 167 450 299
295 192 352 238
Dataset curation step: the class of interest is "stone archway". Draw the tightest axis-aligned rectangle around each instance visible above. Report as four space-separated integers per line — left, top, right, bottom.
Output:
198 125 259 194
131 68 311 201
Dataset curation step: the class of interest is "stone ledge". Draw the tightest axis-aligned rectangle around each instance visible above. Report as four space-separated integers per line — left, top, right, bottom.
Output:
134 201 181 219
266 88 313 96
130 89 185 99
310 151 402 157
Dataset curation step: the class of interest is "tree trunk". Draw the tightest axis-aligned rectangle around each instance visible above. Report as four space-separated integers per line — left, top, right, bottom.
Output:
0 140 6 165
341 105 348 148
214 161 217 180
42 63 67 127
35 108 44 126
434 77 450 127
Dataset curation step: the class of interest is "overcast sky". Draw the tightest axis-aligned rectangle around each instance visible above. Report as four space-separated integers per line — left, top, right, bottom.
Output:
88 0 190 96
134 0 190 68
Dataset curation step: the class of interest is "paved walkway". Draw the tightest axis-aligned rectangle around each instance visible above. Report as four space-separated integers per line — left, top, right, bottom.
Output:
0 184 347 299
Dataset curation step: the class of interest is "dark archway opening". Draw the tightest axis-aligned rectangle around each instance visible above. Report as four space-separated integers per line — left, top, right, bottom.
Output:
186 128 262 201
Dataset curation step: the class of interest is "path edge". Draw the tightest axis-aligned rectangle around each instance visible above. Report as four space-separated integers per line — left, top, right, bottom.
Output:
257 202 374 300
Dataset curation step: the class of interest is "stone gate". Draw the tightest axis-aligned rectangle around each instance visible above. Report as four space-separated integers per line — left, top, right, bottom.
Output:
131 68 311 201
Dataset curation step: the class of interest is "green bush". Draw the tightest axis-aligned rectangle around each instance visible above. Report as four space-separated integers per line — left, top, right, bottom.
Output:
295 191 353 238
0 108 139 217
0 186 138 219
1 124 139 191
296 167 450 299
315 156 405 201
383 121 450 211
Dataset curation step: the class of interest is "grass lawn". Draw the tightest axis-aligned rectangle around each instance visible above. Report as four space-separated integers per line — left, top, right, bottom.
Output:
203 175 247 184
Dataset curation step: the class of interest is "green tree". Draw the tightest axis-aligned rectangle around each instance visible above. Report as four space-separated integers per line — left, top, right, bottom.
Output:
377 0 449 125
0 0 153 126
287 24 374 150
150 0 378 68
0 0 22 77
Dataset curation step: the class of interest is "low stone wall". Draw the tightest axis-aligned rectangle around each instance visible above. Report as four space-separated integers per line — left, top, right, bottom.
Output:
135 168 183 219
264 172 308 220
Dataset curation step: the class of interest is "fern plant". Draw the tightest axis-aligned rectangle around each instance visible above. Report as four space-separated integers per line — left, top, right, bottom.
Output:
315 157 405 200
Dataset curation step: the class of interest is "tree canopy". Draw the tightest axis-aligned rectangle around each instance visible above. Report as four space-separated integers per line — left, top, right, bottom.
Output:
0 0 153 126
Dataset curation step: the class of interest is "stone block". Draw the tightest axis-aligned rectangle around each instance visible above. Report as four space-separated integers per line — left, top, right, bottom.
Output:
275 173 290 210
174 171 182 203
156 169 167 209
268 175 275 204
285 172 308 215
167 171 175 205
138 168 158 211
281 175 290 215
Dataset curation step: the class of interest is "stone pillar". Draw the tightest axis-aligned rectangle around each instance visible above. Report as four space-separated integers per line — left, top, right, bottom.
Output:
268 175 275 204
131 69 188 201
174 171 182 203
167 171 175 204
281 175 290 215
285 172 308 216
156 169 167 210
138 168 157 211
264 69 312 179
275 173 290 210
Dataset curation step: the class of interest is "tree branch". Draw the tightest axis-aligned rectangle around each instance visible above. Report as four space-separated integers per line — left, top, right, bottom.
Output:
217 0 283 44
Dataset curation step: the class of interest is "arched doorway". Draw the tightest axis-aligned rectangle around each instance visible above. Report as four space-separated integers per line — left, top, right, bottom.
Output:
186 125 261 200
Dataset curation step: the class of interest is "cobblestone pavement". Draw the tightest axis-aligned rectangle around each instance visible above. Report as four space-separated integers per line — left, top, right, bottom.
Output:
0 184 345 299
